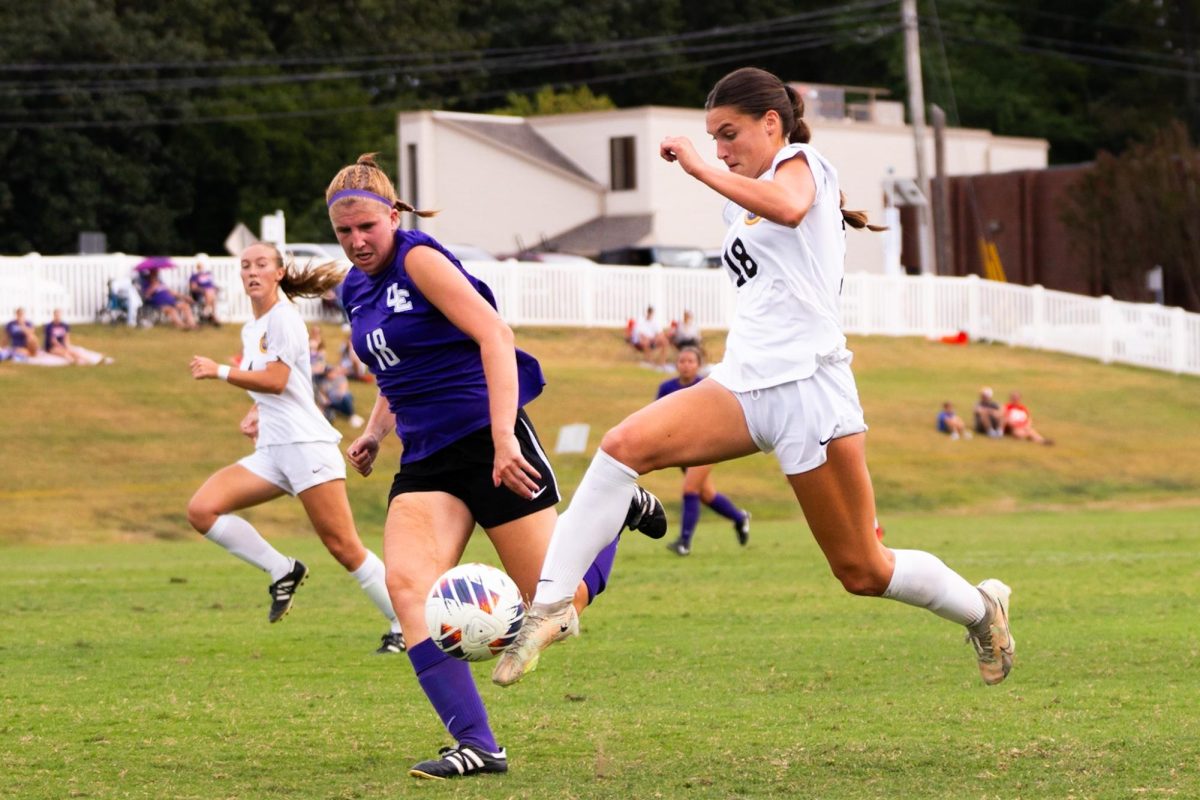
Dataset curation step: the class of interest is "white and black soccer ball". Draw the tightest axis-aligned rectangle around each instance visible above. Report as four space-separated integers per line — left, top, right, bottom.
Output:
424 563 525 662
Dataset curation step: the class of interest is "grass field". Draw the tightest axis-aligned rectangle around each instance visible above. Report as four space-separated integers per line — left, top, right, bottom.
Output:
1 324 1198 798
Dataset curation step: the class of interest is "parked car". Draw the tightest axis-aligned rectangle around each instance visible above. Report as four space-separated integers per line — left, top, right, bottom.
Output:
284 242 347 265
506 250 597 266
443 243 499 263
596 246 710 269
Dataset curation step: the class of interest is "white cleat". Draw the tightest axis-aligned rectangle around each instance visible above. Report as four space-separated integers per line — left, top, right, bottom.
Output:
966 579 1015 685
491 598 578 687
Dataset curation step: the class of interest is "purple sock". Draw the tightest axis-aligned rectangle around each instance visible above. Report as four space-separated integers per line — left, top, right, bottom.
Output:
707 493 744 523
408 638 497 752
681 493 701 546
583 535 620 604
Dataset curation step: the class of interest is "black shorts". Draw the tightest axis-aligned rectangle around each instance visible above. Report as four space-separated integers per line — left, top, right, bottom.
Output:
387 409 560 528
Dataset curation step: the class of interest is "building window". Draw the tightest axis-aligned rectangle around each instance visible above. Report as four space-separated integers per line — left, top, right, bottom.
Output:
610 136 636 191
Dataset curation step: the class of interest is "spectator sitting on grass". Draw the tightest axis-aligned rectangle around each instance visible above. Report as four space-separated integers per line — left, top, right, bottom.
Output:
3 307 38 361
936 401 971 441
1003 391 1054 446
630 305 670 370
974 386 1004 438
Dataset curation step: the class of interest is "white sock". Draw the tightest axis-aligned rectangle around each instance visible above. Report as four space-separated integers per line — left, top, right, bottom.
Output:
204 514 292 581
883 549 987 626
534 449 638 605
350 550 400 629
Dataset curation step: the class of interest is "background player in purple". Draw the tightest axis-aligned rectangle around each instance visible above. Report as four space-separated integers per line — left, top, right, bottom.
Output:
326 153 665 781
4 307 38 360
43 308 111 365
188 254 221 326
656 346 750 556
139 267 197 330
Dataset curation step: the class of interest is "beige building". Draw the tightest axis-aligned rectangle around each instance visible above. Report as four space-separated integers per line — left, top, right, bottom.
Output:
395 86 1048 272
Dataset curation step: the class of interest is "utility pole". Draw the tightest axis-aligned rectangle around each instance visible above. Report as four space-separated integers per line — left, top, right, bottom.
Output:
930 104 952 277
902 0 935 275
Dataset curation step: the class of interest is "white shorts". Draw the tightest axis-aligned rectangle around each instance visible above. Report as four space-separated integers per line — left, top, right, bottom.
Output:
727 350 867 475
238 441 347 496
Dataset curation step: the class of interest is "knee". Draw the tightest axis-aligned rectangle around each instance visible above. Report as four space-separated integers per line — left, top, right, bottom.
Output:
384 568 426 616
599 423 659 474
320 534 361 569
830 561 891 597
186 496 218 534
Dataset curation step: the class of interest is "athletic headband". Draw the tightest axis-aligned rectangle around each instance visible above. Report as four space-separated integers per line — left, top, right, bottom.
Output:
326 189 394 208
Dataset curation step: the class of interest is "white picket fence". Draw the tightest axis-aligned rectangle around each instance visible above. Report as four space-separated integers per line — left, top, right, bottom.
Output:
2 253 1198 376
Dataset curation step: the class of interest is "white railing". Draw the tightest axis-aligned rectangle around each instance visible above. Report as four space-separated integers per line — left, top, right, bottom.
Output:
3 254 1198 376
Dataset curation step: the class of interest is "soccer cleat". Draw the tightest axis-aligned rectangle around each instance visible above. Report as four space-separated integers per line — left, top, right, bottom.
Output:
734 510 751 546
625 486 667 539
491 598 578 687
966 579 1015 685
408 744 508 780
375 631 406 654
666 538 691 556
267 559 308 623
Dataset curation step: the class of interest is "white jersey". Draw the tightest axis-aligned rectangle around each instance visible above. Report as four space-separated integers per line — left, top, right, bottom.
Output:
239 300 340 448
708 142 848 392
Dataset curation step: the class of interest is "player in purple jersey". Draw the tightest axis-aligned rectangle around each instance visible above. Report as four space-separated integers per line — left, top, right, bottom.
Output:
497 67 1014 693
656 346 750 556
187 242 405 654
42 308 110 365
188 254 221 326
326 153 665 781
4 307 38 359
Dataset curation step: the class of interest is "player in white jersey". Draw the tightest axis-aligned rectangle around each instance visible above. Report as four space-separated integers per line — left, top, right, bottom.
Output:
187 242 404 654
495 67 1014 690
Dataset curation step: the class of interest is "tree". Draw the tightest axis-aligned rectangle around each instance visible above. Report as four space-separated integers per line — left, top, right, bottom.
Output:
489 85 615 116
1063 121 1200 310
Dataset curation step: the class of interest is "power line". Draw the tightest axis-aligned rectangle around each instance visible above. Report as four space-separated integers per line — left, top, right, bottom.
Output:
0 22 900 130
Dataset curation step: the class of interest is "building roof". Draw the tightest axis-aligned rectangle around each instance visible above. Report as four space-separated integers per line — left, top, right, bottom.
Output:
440 117 597 184
536 214 654 255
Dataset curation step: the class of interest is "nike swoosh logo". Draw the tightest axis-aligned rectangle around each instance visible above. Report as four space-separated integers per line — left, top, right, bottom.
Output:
529 485 547 500
559 624 570 633
311 466 324 473
818 431 836 446
350 306 362 314
537 578 553 584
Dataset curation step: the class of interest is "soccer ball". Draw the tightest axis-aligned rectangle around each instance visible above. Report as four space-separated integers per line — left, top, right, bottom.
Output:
424 563 526 662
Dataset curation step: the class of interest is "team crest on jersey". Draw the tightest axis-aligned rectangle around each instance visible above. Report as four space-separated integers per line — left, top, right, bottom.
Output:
259 333 268 353
743 211 763 226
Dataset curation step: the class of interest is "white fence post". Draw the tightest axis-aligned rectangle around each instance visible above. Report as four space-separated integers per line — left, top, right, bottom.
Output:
1031 284 1046 350
1171 306 1187 374
966 273 981 339
582 264 596 328
921 272 937 338
1099 295 1115 364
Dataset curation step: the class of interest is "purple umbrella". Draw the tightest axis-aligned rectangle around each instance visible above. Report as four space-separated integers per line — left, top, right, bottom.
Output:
134 256 177 272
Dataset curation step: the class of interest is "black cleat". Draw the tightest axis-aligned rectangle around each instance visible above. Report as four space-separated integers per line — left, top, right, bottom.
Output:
409 744 508 780
666 538 690 556
625 486 667 539
734 510 751 546
375 631 406 654
267 559 308 623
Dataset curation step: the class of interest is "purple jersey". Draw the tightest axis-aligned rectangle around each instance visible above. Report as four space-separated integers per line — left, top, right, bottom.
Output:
190 271 215 291
341 229 544 463
44 320 69 350
656 375 702 400
5 320 29 349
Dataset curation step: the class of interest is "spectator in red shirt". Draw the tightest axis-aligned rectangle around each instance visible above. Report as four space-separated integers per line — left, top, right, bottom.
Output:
1003 392 1053 445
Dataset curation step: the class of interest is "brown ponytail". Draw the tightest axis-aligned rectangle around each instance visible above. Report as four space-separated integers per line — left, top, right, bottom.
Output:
326 152 437 218
840 191 887 232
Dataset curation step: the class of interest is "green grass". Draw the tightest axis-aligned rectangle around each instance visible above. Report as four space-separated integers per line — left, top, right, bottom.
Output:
2 509 1197 799
1 324 1199 798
